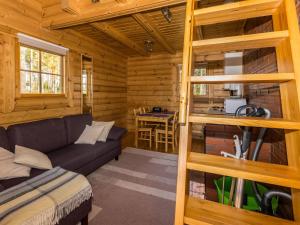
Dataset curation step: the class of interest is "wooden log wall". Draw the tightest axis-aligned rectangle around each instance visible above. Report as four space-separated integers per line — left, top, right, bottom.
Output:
127 53 228 134
127 53 182 131
0 0 127 127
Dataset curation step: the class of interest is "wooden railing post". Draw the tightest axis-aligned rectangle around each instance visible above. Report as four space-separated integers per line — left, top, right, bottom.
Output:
275 0 300 221
179 0 194 124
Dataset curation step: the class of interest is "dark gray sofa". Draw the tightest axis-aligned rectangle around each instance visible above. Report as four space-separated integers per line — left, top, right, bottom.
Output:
0 114 127 224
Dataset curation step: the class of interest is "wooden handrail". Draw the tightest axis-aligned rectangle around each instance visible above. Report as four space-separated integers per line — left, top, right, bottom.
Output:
179 0 194 124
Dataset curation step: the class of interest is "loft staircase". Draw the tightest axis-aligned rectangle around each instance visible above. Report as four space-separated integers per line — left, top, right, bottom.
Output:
174 0 300 224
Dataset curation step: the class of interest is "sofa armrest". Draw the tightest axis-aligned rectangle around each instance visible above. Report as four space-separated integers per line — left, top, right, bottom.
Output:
0 183 5 192
107 126 127 141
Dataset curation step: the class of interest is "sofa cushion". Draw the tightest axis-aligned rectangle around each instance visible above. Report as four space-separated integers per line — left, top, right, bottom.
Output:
107 126 127 141
64 114 93 145
14 145 53 170
93 140 120 158
7 118 67 153
0 127 10 151
48 140 120 171
92 121 115 142
0 147 31 180
75 125 104 145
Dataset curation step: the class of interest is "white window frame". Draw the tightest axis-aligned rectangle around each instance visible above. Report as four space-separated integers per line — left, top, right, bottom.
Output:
17 33 69 95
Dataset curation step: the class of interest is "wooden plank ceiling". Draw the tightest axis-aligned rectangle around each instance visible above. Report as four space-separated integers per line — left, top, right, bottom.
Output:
71 5 185 56
40 0 246 56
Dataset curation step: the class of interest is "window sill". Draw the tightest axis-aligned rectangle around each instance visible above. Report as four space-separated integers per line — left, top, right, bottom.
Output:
18 94 66 99
193 95 210 98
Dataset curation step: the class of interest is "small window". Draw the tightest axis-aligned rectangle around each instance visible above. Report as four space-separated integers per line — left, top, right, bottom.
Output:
20 45 64 94
82 69 87 95
193 65 208 96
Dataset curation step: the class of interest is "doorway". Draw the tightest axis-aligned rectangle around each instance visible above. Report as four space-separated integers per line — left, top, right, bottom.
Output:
81 55 93 114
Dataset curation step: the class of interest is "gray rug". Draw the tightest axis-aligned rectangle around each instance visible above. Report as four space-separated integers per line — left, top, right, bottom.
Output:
87 147 178 225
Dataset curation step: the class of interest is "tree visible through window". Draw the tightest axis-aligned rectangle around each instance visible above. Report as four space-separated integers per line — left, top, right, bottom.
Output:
193 65 208 96
20 45 64 94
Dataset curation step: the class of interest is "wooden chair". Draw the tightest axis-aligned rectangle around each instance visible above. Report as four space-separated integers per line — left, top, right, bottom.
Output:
141 106 160 128
141 107 146 113
136 107 148 127
155 112 179 152
134 108 153 149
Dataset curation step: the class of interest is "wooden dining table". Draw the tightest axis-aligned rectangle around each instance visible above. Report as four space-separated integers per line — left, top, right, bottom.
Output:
135 112 174 152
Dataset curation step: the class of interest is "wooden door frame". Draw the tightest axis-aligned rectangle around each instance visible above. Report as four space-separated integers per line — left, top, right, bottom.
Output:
81 54 94 115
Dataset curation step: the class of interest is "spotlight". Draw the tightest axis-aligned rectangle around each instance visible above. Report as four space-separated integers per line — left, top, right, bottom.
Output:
144 40 154 52
161 7 172 23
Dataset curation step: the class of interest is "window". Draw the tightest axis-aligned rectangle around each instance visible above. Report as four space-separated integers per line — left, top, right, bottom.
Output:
20 45 64 94
82 69 87 95
177 64 209 97
193 65 208 96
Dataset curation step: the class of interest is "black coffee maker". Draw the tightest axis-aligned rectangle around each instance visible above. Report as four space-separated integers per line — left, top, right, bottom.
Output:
152 107 162 113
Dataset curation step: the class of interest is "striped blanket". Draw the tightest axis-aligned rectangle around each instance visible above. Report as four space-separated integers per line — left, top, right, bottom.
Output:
0 167 93 225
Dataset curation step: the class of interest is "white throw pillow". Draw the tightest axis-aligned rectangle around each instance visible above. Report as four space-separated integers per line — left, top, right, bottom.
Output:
0 147 31 180
14 145 53 170
75 125 105 145
92 121 115 142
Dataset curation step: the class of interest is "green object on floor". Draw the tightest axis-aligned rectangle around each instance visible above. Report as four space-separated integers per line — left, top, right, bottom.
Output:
214 177 279 214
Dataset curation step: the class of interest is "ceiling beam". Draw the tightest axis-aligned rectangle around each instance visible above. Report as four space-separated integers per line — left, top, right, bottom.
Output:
61 0 80 15
132 13 176 54
115 0 127 3
42 0 186 29
90 22 149 56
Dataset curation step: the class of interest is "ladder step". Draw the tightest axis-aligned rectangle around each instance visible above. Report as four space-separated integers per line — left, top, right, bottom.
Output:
193 31 289 54
189 114 300 130
194 0 282 26
187 152 300 189
190 73 294 83
184 196 296 225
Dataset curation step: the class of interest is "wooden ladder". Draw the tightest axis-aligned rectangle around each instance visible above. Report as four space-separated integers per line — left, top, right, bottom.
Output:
174 0 300 224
